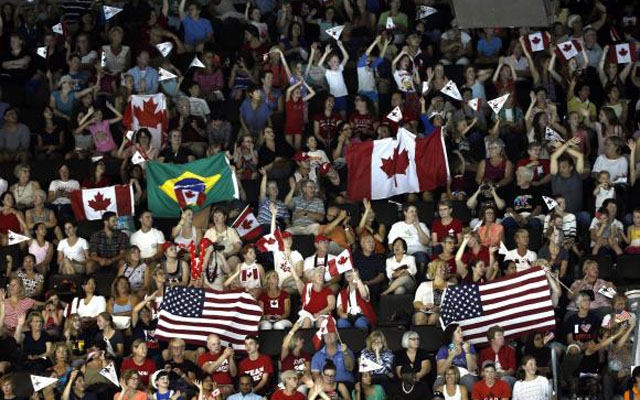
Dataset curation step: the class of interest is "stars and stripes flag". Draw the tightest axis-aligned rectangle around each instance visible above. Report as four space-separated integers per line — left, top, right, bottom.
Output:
155 286 262 350
439 267 555 344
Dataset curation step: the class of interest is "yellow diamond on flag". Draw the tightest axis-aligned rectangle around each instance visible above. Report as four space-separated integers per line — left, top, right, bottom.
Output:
159 171 222 205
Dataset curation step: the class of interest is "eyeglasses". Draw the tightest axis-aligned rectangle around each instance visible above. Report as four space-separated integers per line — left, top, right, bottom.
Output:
409 337 419 341
323 374 336 378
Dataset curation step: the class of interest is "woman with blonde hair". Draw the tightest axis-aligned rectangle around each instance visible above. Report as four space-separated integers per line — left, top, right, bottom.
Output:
413 260 451 326
47 342 72 393
107 276 139 318
435 366 468 400
118 246 148 298
10 164 41 211
3 277 36 335
360 330 394 387
257 270 292 330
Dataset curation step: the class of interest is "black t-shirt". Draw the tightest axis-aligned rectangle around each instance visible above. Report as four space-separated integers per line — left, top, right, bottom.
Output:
352 251 386 282
23 330 51 358
563 312 601 344
394 349 431 381
132 319 163 356
508 185 541 215
158 146 194 164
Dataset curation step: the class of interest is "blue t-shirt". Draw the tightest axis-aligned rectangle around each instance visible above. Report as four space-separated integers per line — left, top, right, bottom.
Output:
311 346 355 383
477 36 502 58
183 16 213 46
435 344 477 369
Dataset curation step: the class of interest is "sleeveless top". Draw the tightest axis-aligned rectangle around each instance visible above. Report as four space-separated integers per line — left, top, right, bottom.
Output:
51 90 77 117
28 240 50 266
483 158 506 183
30 207 52 225
174 226 197 248
123 263 147 291
443 384 462 400
12 181 36 207
238 262 262 290
0 212 20 234
162 260 184 285
112 298 133 314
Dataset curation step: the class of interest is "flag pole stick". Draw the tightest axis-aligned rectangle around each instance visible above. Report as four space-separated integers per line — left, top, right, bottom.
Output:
544 269 574 295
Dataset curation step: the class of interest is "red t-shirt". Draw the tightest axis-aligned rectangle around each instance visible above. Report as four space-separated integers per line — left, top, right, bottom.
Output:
479 346 517 373
120 357 156 387
348 112 377 140
471 378 511 400
462 246 491 267
271 390 306 400
258 290 289 316
301 285 333 314
430 254 457 276
238 353 274 383
313 111 342 141
197 350 233 385
285 98 305 135
432 218 464 243
281 351 311 373
516 158 550 182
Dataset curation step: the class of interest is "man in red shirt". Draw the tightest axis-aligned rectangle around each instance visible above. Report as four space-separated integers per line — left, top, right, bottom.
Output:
471 362 511 400
478 326 517 388
238 335 274 395
197 334 237 397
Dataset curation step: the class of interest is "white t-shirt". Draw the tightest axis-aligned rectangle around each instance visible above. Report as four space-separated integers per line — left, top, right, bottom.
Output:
0 178 7 197
592 155 628 184
57 238 89 262
385 254 417 280
325 65 348 97
130 228 166 259
505 249 537 272
393 69 416 93
273 250 303 283
48 179 81 205
303 253 337 281
66 295 106 318
357 63 377 93
387 221 430 255
512 375 552 400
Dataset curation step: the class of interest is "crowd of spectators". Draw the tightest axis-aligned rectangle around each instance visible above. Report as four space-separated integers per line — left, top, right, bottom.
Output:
1 0 640 399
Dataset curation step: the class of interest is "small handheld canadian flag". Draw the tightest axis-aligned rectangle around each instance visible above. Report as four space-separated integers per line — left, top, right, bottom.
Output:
103 5 122 20
613 43 634 64
256 230 285 253
557 40 579 60
190 55 206 68
387 106 403 123
440 80 462 101
325 25 345 41
467 98 480 112
31 376 58 392
528 32 546 52
487 93 509 115
99 362 119 387
360 357 384 373
36 46 47 59
312 315 338 350
8 230 30 246
327 249 354 278
231 205 262 241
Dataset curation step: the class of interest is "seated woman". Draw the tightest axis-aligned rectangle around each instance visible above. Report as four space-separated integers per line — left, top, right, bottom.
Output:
413 260 452 326
359 330 394 388
159 242 190 287
115 370 147 400
257 271 292 330
95 312 124 360
14 311 52 375
382 238 417 295
11 254 45 299
57 220 90 275
292 267 335 328
107 276 139 318
4 278 37 335
280 322 311 379
223 245 265 298
66 276 106 338
435 366 468 400
25 190 59 244
10 164 41 211
434 323 478 393
47 342 73 394
120 340 156 388
27 222 55 276
118 246 148 299
393 330 432 398
567 259 615 319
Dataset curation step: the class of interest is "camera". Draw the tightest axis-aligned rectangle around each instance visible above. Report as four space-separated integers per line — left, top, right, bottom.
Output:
480 184 490 191
213 244 225 252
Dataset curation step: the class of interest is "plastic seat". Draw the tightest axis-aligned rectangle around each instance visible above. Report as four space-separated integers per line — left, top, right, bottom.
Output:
377 294 414 326
370 201 400 227
258 330 287 357
292 235 316 259
378 325 407 352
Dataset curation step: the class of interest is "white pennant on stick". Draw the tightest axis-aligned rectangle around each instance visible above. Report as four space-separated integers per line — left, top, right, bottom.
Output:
91 155 104 162
386 17 395 30
100 362 120 387
467 98 479 111
37 46 47 58
125 130 135 142
158 67 177 81
190 56 205 68
155 41 174 58
545 126 564 142
440 80 462 101
31 375 58 392
52 23 63 35
100 51 106 68
387 106 403 123
131 151 147 165
103 5 122 20
325 25 345 41
417 5 438 20
542 196 558 211
421 81 429 95
8 230 30 246
487 93 509 115
498 241 509 255
359 357 384 373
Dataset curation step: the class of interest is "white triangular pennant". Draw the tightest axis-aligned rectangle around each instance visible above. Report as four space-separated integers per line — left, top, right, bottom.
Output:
542 196 558 211
467 98 479 111
52 23 63 35
158 67 177 81
103 5 122 21
528 32 545 52
421 81 429 94
359 357 384 373
155 41 174 58
487 93 509 115
100 362 120 387
8 230 29 246
615 43 632 64
558 40 578 60
31 375 58 392
544 126 564 142
100 51 106 68
440 80 462 101
37 46 47 59
325 25 345 41
417 5 437 20
498 241 509 255
131 151 146 165
91 156 104 162
386 17 395 30
125 130 135 142
473 220 483 232
387 106 403 123
190 56 205 68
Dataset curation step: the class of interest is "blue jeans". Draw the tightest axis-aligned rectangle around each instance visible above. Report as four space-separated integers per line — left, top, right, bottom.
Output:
337 315 370 331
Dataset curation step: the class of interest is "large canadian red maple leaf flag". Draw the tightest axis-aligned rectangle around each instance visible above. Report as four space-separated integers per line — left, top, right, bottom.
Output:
346 128 448 201
123 93 168 150
69 185 135 221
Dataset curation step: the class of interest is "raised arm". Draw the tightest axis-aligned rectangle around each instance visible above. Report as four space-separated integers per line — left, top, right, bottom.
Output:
337 40 349 67
178 0 187 20
519 36 540 84
106 101 123 124
598 45 609 87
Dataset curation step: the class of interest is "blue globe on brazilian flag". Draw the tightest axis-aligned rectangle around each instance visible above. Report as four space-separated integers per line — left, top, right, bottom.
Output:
146 154 238 217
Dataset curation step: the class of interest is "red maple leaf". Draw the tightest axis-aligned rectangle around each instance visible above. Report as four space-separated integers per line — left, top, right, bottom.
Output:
88 192 111 212
532 36 541 44
619 48 629 56
133 98 164 127
562 44 572 52
241 219 254 230
380 147 410 180
185 191 195 199
265 237 275 245
337 256 349 265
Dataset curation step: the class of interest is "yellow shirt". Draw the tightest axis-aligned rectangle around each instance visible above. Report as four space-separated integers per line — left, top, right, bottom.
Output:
567 97 596 123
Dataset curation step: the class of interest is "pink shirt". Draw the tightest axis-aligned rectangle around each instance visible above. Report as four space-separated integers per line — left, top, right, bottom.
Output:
89 120 117 153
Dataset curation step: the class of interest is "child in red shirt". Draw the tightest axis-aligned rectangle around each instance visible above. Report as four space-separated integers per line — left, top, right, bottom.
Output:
285 79 316 151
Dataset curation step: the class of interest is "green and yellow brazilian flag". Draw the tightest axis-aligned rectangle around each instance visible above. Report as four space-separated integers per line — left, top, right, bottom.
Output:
146 154 238 217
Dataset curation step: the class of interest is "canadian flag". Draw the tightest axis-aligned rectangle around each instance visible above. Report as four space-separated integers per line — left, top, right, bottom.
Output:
346 128 449 201
556 40 582 61
256 229 284 253
312 315 337 350
526 32 549 53
327 249 354 278
232 205 262 241
69 185 134 221
610 43 636 64
123 93 168 150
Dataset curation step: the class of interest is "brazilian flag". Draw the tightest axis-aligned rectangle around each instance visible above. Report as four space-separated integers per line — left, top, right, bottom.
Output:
146 154 238 217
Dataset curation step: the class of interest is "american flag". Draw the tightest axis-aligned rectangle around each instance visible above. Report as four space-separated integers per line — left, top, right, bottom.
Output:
439 267 555 344
155 287 262 350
